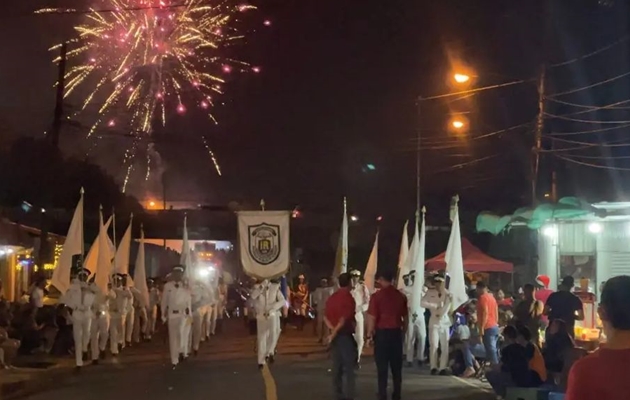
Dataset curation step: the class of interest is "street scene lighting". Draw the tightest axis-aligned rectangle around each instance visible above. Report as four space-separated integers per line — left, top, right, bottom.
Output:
453 73 471 84
451 119 465 129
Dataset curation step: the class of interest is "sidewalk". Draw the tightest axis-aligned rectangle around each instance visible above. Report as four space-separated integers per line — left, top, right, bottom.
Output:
1 355 74 399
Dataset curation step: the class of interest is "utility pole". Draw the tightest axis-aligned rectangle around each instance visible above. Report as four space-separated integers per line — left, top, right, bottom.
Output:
49 42 67 148
531 66 546 204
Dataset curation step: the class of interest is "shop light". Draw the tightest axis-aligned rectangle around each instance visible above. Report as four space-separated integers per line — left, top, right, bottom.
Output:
588 222 603 234
542 225 557 238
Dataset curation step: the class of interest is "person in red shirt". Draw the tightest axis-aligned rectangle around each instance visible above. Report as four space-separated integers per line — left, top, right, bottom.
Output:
477 281 500 365
325 272 357 400
565 275 630 400
366 270 408 400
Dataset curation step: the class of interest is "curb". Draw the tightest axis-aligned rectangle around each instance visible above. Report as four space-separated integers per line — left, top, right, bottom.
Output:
2 364 73 400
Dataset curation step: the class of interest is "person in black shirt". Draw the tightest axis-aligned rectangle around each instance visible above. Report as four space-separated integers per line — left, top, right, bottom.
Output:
544 276 584 339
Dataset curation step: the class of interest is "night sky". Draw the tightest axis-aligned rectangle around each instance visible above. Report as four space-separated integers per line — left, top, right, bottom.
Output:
2 0 630 229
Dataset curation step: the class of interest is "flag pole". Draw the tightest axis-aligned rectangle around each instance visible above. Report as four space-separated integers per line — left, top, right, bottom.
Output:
260 199 265 211
79 187 85 267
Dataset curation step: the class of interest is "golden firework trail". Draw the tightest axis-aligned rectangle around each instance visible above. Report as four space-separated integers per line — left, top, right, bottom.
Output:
43 0 257 139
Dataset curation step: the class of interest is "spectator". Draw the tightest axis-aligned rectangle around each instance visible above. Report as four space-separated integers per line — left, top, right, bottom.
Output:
455 312 486 378
51 305 73 356
496 290 513 309
516 324 547 384
566 275 630 400
543 319 574 373
486 325 543 398
366 270 408 400
0 326 19 368
14 305 45 354
544 276 584 339
513 284 544 346
476 281 500 365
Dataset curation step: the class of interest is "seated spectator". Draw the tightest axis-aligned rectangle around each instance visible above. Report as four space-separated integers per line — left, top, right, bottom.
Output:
51 305 73 356
486 325 543 398
566 276 630 400
516 324 547 383
14 305 45 354
496 290 514 309
455 312 486 378
0 326 19 368
543 319 575 373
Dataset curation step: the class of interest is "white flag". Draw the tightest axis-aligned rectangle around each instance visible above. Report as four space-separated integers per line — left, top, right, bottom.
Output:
95 209 113 294
51 189 83 294
113 216 133 279
237 211 290 279
410 210 426 311
181 215 193 280
363 232 378 292
333 200 348 278
396 220 410 290
445 199 468 308
86 216 114 278
133 227 150 308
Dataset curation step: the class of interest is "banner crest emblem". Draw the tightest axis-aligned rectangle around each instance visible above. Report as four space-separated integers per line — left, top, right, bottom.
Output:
248 223 281 265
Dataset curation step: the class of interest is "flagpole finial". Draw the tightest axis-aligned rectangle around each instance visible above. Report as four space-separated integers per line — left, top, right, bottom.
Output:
260 199 265 211
99 204 103 211
80 187 85 195
422 206 426 214
343 197 347 213
454 194 460 204
130 213 134 219
415 208 420 218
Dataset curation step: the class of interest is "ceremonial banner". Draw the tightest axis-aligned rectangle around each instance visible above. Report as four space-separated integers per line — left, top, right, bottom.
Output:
410 209 426 311
51 189 83 294
237 211 290 279
396 220 409 290
332 199 348 278
363 232 378 292
445 198 468 309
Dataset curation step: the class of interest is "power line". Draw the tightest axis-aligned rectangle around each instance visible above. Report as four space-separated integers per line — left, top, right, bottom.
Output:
555 154 630 172
420 79 534 101
548 123 630 136
543 112 630 124
545 97 630 110
548 70 630 97
548 35 630 68
547 136 630 148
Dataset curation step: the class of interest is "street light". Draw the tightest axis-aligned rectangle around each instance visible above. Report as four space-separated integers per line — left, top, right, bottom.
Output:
451 119 465 129
453 73 471 84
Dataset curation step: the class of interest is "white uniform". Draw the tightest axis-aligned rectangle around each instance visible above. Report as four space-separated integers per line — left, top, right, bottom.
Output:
207 282 219 336
312 286 334 339
90 286 115 361
251 281 286 365
421 288 452 371
146 287 161 340
131 288 147 343
351 283 370 362
63 281 96 367
268 282 284 356
190 281 209 353
123 287 135 345
112 286 132 352
161 280 192 365
403 286 427 364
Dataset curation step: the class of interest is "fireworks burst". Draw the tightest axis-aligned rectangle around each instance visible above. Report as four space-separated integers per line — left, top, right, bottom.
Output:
40 0 261 188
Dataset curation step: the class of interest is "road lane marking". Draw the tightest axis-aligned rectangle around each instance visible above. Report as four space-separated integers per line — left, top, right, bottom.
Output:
261 364 278 400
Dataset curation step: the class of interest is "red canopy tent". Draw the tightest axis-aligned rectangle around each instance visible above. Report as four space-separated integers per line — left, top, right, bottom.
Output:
425 238 513 273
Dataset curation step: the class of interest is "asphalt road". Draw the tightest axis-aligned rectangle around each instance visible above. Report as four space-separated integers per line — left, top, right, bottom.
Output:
21 320 494 400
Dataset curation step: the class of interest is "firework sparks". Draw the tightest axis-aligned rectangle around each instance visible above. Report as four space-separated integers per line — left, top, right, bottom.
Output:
202 135 222 176
42 0 256 138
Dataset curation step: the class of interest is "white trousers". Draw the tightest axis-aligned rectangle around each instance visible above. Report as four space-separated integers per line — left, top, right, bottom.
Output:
191 309 204 351
72 312 92 367
405 313 427 363
268 314 281 356
133 306 147 343
109 313 122 355
146 305 158 339
315 308 327 338
90 312 110 360
256 316 274 365
167 314 187 365
209 305 218 335
123 308 135 344
429 323 450 370
355 312 364 362
182 315 192 357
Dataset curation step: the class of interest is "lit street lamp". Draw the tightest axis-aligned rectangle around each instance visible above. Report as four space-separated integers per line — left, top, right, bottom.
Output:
453 73 471 84
451 119 465 129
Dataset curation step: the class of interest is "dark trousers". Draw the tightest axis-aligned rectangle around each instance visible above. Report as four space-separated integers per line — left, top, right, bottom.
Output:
332 333 357 400
374 329 403 400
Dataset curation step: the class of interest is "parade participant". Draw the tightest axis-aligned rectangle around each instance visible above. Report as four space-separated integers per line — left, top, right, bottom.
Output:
146 279 160 341
366 270 408 400
161 265 192 368
112 274 132 352
268 278 285 361
251 278 286 368
90 278 116 364
207 276 219 337
324 272 357 400
63 268 97 370
216 277 228 333
181 278 193 358
350 269 369 364
421 272 452 375
292 274 309 331
131 285 147 344
108 280 122 356
312 277 334 343
403 271 427 367
190 279 210 355
121 275 136 348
